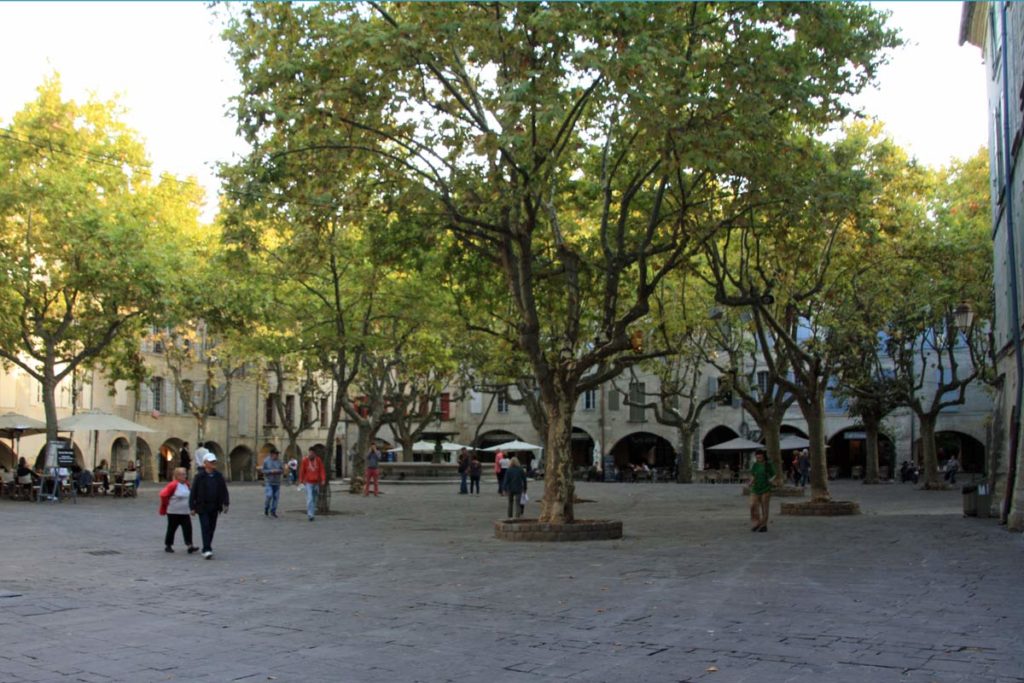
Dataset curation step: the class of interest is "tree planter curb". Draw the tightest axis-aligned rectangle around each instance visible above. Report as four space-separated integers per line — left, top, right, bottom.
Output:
494 519 623 542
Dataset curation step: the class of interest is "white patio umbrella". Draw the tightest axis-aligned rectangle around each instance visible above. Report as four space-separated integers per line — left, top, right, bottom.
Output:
704 437 765 452
779 435 810 451
58 410 155 471
0 412 46 464
483 440 543 452
387 440 469 453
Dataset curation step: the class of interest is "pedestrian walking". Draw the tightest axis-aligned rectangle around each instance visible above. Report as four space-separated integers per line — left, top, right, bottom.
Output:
363 443 381 497
493 451 504 494
497 450 510 495
503 456 528 519
287 457 299 484
262 446 284 517
158 467 198 554
468 454 481 495
189 452 229 559
944 455 960 484
299 447 326 521
798 449 810 487
749 451 775 532
457 448 469 495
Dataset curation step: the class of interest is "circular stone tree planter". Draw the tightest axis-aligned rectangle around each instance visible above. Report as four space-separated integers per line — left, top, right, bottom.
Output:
780 500 861 516
742 485 805 497
494 519 623 542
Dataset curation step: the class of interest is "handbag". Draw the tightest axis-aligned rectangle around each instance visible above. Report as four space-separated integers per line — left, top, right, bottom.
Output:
520 492 529 505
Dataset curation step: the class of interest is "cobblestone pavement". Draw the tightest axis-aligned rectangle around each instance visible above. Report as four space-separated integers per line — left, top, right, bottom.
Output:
0 479 1021 683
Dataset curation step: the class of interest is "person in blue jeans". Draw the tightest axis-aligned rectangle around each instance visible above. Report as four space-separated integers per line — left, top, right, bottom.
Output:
262 447 284 517
299 447 326 521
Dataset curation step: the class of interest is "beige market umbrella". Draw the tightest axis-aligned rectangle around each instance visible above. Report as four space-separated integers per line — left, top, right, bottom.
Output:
0 412 46 465
59 410 155 471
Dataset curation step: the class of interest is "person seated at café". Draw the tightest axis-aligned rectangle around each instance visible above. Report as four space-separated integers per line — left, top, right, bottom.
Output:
16 457 38 482
75 468 93 494
94 459 111 493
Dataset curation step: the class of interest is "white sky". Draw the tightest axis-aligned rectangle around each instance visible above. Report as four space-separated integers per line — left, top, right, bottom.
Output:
0 2 989 223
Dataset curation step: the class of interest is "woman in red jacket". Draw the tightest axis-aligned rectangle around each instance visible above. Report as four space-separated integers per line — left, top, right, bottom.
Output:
159 467 198 554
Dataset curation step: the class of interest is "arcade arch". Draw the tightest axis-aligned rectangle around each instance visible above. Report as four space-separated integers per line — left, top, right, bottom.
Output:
701 426 740 470
827 427 895 479
229 444 256 482
935 431 985 474
608 431 675 479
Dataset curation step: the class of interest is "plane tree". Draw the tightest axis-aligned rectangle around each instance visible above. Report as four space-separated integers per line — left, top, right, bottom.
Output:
222 2 897 523
0 77 202 443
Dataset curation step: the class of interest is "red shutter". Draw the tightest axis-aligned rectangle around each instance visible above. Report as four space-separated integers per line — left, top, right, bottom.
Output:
440 393 451 421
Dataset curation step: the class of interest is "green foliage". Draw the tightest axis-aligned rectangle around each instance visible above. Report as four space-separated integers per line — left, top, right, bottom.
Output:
0 76 203 438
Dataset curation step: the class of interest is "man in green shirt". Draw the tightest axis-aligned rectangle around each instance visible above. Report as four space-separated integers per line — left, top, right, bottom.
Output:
749 451 775 532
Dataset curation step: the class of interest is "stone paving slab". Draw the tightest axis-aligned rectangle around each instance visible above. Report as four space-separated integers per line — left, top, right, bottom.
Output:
0 480 1022 682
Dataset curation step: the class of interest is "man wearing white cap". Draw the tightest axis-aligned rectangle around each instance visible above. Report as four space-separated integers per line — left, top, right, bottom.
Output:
189 451 230 559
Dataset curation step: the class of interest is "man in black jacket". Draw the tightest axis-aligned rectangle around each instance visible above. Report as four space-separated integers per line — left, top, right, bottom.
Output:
189 452 229 559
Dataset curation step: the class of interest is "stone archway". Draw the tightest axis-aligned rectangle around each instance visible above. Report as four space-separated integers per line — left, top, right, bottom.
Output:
827 427 896 479
0 441 15 470
935 431 985 474
570 427 595 470
110 437 132 471
609 431 675 482
157 439 186 482
135 438 153 482
701 426 741 471
33 441 85 470
229 445 255 482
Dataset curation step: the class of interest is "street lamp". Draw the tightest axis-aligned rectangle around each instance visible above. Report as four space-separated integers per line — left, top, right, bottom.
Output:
953 301 975 331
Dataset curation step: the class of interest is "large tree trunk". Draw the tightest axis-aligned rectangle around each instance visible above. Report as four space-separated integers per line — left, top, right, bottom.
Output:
348 424 371 494
802 392 831 502
918 413 942 488
539 392 575 524
676 427 695 483
41 364 59 468
863 416 881 484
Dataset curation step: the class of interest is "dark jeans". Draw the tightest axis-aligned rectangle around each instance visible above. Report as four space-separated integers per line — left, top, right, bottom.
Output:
165 514 193 547
469 476 480 494
198 511 220 552
507 491 524 518
459 472 468 494
497 470 505 494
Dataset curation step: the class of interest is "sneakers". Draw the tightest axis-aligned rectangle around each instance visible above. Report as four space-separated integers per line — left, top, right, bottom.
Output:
308 515 314 522
187 546 198 554
165 546 174 553
270 511 278 518
264 508 269 516
202 550 213 559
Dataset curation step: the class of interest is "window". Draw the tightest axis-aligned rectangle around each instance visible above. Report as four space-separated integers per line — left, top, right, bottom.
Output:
628 382 646 422
582 388 596 411
265 394 277 426
497 392 509 414
608 389 620 411
469 390 483 414
285 395 295 425
150 377 164 412
320 397 329 428
757 371 769 396
440 392 451 420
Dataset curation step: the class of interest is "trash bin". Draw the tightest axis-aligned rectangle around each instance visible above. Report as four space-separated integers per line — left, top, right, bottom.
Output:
962 484 978 516
976 483 992 518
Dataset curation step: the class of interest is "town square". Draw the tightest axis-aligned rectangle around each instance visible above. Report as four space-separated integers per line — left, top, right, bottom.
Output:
0 2 1022 682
